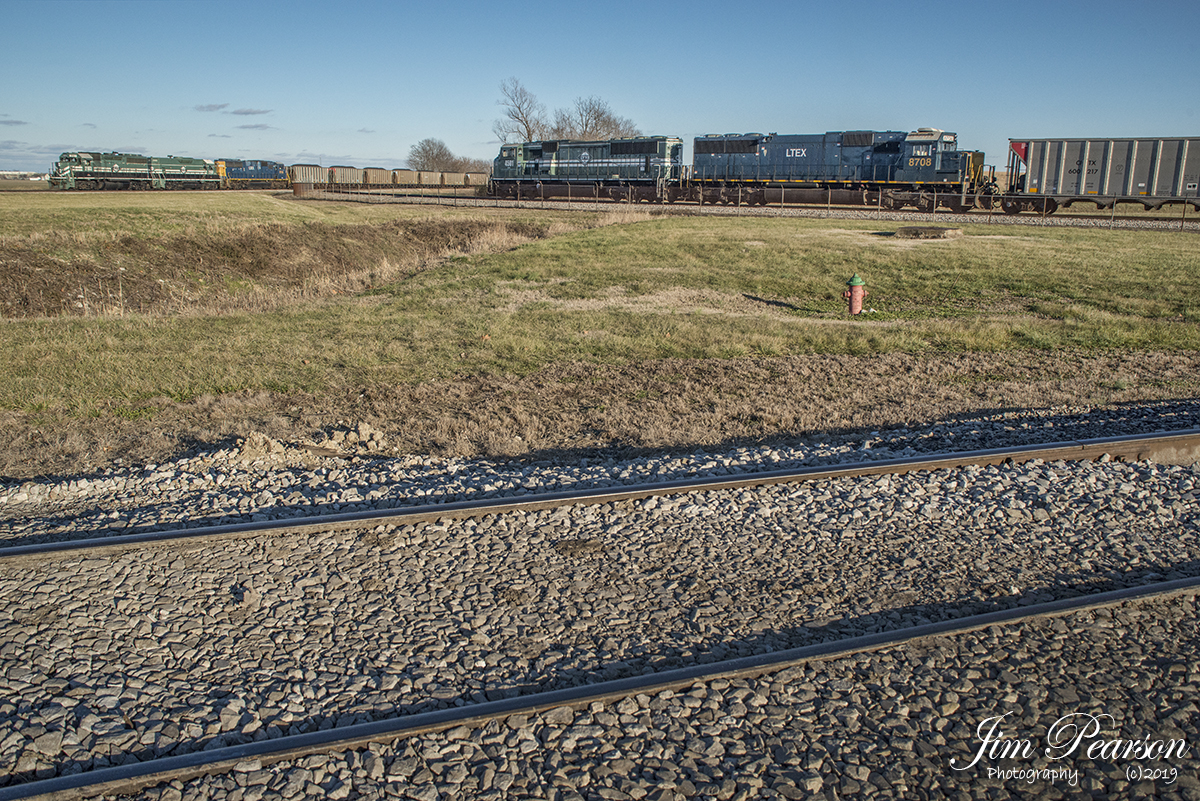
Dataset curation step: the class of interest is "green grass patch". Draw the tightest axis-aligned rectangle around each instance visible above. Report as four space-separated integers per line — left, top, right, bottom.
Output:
0 211 1196 416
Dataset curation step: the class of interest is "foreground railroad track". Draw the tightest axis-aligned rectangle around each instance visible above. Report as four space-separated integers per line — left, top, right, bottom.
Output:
5 578 1197 800
1 430 1197 798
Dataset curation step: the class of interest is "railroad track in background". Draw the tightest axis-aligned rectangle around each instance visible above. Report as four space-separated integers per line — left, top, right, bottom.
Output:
4 575 1197 801
4 429 1200 564
323 189 1200 230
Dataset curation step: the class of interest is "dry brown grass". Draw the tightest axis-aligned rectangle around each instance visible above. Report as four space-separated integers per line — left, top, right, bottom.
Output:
0 211 647 318
3 349 1198 479
2 197 1196 479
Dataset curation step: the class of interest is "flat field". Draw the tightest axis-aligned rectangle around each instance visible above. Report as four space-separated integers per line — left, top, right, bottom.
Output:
1 191 1198 478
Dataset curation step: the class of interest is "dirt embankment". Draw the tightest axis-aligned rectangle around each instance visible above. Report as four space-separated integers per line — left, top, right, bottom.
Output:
0 217 554 318
4 350 1198 480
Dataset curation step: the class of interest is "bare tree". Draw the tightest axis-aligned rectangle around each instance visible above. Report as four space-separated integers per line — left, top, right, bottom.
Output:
549 96 641 141
493 79 642 143
492 77 546 143
407 138 457 171
457 156 493 174
407 139 492 174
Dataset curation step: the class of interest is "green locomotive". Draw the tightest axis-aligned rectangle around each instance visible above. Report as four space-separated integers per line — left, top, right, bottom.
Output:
490 136 684 201
49 152 220 190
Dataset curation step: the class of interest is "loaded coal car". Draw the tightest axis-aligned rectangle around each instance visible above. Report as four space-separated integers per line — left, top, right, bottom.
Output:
215 159 289 189
363 168 394 188
329 166 365 190
392 169 419 186
1004 136 1200 214
289 164 328 186
691 128 989 211
287 164 329 196
49 152 220 190
490 136 684 201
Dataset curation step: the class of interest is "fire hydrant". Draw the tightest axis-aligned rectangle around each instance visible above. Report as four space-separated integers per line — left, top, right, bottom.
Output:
843 274 868 315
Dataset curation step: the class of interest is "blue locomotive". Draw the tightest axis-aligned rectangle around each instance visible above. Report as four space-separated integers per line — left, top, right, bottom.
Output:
490 127 992 211
691 128 987 211
215 159 290 189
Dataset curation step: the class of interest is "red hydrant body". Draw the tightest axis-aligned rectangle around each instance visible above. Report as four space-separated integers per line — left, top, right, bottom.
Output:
843 274 867 315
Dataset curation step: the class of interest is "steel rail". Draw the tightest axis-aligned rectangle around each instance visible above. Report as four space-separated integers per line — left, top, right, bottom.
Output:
4 574 1198 801
327 190 1200 229
4 429 1199 564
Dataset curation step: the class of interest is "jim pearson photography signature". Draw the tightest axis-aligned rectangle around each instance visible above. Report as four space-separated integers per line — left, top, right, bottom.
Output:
950 712 1190 787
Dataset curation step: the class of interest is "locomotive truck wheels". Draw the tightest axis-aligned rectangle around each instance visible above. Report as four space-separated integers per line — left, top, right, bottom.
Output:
1002 199 1023 215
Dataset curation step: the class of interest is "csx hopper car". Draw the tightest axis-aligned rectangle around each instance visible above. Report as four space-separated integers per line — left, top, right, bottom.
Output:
1004 136 1200 214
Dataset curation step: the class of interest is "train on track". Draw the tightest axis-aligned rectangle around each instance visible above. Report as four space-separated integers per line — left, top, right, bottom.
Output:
489 130 1200 215
47 152 488 192
48 129 1200 215
49 152 223 191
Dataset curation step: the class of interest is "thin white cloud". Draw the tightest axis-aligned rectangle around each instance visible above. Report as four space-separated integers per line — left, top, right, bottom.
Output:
195 103 229 112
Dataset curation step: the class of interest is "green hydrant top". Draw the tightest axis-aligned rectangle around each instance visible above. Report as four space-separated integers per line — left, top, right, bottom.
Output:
847 274 866 286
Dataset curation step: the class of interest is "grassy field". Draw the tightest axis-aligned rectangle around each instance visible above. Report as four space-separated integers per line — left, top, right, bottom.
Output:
0 191 602 317
2 194 1198 414
0 180 49 192
0 190 1197 476
0 188 502 235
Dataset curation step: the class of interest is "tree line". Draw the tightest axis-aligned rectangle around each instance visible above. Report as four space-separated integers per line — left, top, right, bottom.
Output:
405 139 492 174
490 77 640 143
406 78 641 173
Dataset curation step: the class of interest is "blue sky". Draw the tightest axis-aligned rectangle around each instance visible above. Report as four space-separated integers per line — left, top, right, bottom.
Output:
3 0 1198 173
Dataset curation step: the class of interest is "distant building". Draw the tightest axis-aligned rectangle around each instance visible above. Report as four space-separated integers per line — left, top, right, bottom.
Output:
0 171 49 181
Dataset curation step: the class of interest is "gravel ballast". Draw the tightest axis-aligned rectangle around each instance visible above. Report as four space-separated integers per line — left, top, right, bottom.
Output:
1 421 1196 787
2 399 1198 548
85 592 1200 800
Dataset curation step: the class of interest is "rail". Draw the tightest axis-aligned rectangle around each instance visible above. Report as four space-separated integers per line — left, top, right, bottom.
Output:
3 574 1196 801
4 429 1198 564
2 429 1198 798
